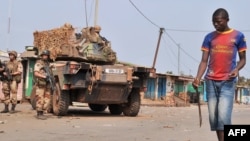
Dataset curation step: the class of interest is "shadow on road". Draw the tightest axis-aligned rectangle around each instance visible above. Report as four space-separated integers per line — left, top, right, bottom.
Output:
61 106 123 118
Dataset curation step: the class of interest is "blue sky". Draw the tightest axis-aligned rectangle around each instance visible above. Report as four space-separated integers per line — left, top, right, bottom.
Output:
1 0 250 78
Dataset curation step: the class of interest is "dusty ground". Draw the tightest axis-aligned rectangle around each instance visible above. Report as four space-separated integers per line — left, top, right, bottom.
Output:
0 102 250 141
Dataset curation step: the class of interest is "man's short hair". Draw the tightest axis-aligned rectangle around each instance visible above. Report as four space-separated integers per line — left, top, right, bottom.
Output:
212 8 229 20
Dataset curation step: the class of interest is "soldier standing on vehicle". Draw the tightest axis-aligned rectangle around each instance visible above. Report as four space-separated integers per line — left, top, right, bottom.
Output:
87 25 106 45
94 25 110 46
33 50 53 120
1 51 22 113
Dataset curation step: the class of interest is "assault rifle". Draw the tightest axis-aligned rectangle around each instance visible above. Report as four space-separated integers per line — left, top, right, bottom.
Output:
4 67 13 82
100 35 110 44
43 62 56 92
0 62 12 81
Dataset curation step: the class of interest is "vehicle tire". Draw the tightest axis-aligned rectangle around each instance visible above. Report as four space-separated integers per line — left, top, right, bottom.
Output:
88 104 107 112
108 104 123 115
53 83 69 116
122 90 141 117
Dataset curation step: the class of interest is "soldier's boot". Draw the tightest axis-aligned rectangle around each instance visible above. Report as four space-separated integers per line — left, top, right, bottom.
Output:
9 104 16 114
36 111 47 120
0 104 9 113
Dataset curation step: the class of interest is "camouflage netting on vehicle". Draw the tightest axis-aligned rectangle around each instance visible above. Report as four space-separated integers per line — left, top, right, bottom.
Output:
33 23 116 63
33 23 75 60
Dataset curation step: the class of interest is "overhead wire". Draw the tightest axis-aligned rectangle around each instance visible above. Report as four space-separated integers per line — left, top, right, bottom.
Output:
128 0 199 74
128 0 160 29
163 31 200 63
165 28 209 33
165 28 250 33
162 30 196 74
83 0 95 27
162 36 178 60
161 36 178 69
88 0 94 24
179 47 200 63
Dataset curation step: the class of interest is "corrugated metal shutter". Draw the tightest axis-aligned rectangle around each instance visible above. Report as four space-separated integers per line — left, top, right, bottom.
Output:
158 77 166 99
146 78 155 99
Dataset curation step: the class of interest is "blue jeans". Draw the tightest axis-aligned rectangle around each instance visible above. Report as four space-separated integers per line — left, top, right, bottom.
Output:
205 79 235 131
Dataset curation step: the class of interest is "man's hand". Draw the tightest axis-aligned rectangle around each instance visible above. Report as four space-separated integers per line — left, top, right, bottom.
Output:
192 78 200 89
228 68 238 78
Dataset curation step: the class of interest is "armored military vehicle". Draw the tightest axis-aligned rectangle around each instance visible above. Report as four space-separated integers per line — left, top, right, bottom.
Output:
20 24 154 116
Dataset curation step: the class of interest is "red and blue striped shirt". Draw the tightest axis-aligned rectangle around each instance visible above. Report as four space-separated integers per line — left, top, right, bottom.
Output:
201 29 247 80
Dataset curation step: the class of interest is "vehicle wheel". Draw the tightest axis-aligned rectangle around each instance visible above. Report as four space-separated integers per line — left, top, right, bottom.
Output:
88 104 107 112
53 83 69 116
122 90 141 117
108 104 123 115
30 86 37 110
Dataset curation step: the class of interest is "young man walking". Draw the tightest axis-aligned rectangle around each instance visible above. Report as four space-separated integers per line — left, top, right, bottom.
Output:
193 8 247 141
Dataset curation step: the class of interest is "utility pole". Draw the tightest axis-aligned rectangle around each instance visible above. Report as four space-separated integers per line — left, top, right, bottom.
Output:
94 0 99 26
6 0 12 51
84 0 88 27
152 28 164 69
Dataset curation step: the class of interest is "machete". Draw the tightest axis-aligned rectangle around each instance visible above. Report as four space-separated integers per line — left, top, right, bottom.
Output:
195 87 202 127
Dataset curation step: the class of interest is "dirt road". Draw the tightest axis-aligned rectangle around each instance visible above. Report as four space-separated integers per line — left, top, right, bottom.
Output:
0 102 249 141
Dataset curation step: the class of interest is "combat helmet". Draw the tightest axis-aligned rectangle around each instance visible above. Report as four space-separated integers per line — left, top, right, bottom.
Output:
40 50 50 56
94 25 101 32
8 51 18 58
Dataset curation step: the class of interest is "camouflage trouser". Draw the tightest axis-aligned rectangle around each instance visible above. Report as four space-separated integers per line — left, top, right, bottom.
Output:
1 80 18 105
35 85 51 112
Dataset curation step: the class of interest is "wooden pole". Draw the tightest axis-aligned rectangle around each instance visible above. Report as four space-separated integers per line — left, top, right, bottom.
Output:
6 0 12 51
152 28 164 69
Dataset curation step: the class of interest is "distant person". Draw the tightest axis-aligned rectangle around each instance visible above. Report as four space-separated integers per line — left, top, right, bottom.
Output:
94 25 109 45
1 51 22 113
88 26 99 43
192 8 247 141
88 25 108 46
33 50 53 120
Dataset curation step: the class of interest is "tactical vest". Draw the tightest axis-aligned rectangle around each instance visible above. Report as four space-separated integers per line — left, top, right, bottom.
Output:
6 60 21 83
34 60 50 86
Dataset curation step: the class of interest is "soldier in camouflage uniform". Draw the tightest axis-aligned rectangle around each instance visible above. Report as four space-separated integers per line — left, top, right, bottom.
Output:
1 51 23 113
33 50 52 120
88 25 105 45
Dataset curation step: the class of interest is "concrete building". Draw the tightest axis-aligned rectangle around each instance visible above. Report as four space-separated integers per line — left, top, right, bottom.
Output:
144 73 203 106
